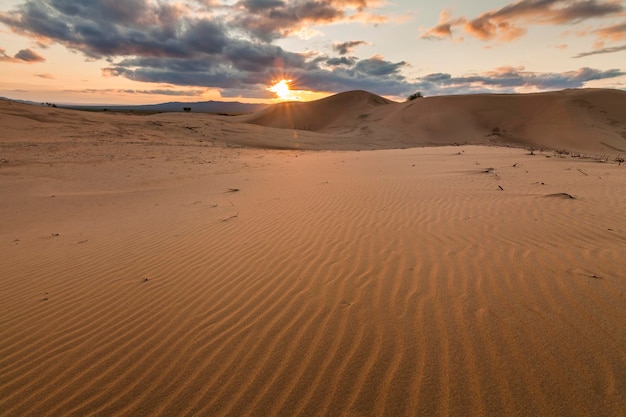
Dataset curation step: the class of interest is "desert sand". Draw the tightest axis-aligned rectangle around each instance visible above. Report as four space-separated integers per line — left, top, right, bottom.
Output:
1 90 625 416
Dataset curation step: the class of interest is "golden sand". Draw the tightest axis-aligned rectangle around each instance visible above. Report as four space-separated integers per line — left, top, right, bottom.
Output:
1 92 625 416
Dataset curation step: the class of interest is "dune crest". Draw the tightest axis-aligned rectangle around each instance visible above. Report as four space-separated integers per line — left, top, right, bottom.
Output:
241 90 392 132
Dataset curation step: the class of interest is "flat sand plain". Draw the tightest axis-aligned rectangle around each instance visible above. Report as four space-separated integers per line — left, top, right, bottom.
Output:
1 92 625 416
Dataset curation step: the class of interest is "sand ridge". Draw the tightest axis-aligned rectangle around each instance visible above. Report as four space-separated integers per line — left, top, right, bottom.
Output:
1 93 626 416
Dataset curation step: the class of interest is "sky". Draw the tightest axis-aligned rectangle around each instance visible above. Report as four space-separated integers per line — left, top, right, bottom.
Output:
0 0 625 104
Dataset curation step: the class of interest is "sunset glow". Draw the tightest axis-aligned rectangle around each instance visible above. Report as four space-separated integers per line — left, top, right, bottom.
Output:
268 79 296 101
0 0 625 104
267 79 331 102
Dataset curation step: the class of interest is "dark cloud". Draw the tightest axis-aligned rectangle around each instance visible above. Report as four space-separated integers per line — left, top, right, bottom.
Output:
0 46 45 62
234 1 340 42
238 0 287 13
234 0 384 41
333 40 368 55
103 51 412 98
15 48 45 62
0 0 210 58
354 55 407 77
573 44 626 58
412 67 625 96
279 56 414 97
1 1 623 100
0 0 396 96
326 56 356 66
421 73 452 83
423 0 624 42
223 41 308 73
293 67 413 97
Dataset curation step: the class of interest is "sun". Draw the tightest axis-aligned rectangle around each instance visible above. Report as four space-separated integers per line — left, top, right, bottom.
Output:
268 79 294 101
266 78 331 102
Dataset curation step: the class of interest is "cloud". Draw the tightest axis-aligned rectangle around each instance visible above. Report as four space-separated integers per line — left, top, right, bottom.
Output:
0 1 225 59
593 20 626 41
333 40 368 55
0 0 400 97
571 19 626 57
0 46 45 62
423 0 624 42
326 56 357 66
2 1 624 100
411 66 625 96
233 0 386 41
420 9 467 40
14 48 45 62
102 52 412 98
573 44 626 57
354 55 407 76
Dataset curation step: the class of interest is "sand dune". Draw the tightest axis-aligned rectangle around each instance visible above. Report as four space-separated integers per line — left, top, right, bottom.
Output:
241 90 392 132
241 88 626 154
3 88 626 154
1 94 626 416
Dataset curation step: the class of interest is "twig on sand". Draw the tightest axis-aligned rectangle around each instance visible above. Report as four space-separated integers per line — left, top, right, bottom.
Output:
226 188 240 193
498 185 504 191
545 192 576 199
577 168 588 176
219 212 239 222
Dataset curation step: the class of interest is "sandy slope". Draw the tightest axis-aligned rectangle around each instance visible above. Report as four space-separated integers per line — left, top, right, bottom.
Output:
3 88 626 154
1 95 626 416
242 89 626 154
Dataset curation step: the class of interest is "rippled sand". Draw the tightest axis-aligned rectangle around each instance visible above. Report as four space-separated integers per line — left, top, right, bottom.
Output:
1 97 626 416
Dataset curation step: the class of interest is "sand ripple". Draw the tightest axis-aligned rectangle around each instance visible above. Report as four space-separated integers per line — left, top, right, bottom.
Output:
1 147 625 416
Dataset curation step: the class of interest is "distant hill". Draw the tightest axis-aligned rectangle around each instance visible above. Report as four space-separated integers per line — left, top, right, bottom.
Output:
62 100 268 114
0 96 268 114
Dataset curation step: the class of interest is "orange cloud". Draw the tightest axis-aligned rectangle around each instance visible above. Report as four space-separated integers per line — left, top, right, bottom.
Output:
422 0 624 43
594 20 626 41
420 9 467 39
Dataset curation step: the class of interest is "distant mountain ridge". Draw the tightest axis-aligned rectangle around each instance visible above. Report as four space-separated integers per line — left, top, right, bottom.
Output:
0 97 267 114
63 100 268 114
